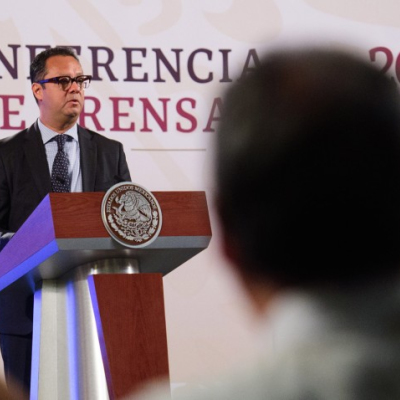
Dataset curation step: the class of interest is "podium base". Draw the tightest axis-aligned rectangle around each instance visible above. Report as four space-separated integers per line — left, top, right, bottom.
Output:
30 259 140 400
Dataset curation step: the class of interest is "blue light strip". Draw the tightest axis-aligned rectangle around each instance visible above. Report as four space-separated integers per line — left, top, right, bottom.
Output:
0 239 59 292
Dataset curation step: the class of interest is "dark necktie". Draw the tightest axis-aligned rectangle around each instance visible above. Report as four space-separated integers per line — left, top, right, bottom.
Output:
51 134 71 193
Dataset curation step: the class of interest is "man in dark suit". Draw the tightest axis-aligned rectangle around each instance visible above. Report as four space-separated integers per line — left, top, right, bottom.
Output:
0 46 131 395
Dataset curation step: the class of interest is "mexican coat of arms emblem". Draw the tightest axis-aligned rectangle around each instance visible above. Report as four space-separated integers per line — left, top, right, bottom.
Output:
101 182 162 248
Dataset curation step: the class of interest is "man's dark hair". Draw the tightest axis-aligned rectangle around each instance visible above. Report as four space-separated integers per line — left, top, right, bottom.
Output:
216 47 400 287
30 46 80 83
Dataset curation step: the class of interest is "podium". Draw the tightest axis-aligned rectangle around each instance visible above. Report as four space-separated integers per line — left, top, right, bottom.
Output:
0 191 211 399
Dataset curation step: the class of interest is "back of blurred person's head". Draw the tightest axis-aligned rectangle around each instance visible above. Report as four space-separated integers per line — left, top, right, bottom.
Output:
215 47 400 290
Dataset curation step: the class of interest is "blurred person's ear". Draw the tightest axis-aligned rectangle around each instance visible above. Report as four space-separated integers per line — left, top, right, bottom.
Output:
217 206 280 315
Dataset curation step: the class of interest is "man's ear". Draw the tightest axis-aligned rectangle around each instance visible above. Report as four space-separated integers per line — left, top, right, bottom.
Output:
32 83 43 102
216 196 236 263
216 197 244 267
220 221 278 314
221 223 280 313
216 198 281 313
220 225 243 267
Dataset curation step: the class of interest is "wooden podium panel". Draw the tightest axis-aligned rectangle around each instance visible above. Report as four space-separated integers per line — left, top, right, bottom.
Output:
50 191 211 238
88 274 170 399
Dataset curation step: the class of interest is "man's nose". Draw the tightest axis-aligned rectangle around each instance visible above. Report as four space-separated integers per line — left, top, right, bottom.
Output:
69 80 82 92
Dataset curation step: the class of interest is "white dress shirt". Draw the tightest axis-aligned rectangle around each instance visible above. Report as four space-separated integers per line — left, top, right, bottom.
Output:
38 118 83 192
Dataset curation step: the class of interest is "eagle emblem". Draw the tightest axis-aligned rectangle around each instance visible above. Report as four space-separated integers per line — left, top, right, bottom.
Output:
102 182 162 248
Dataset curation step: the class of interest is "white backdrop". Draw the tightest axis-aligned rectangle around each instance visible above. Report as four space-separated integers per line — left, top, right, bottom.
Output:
1 0 399 389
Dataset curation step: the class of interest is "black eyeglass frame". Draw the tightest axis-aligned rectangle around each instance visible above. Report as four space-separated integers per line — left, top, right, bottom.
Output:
35 75 93 91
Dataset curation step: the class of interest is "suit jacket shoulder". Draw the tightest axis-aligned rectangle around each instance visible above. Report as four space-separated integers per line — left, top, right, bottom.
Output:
0 124 36 152
77 125 131 191
78 126 124 145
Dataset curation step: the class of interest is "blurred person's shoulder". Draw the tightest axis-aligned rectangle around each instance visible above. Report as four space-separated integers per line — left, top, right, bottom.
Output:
122 333 400 400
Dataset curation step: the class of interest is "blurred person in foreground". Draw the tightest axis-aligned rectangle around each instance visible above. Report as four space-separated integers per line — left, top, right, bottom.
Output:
125 46 400 399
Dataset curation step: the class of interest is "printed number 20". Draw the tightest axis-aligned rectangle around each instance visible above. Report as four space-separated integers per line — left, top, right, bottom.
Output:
369 47 399 81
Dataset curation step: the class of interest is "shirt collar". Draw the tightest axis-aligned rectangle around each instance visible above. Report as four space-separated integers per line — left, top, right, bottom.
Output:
37 118 79 144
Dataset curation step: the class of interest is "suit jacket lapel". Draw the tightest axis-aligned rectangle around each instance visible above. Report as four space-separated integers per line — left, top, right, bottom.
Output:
24 121 51 197
78 126 97 192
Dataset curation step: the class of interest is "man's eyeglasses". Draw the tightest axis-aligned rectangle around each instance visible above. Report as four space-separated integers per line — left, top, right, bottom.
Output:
35 75 92 91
